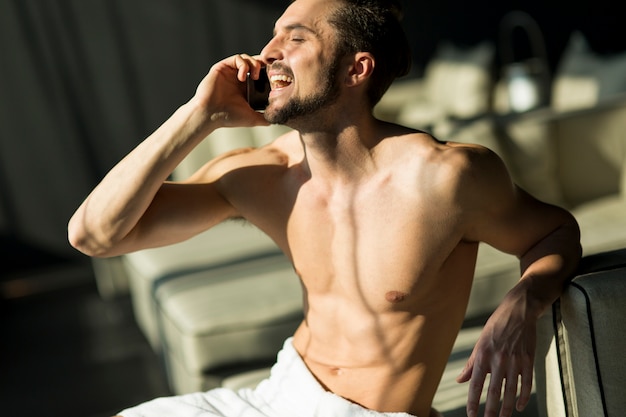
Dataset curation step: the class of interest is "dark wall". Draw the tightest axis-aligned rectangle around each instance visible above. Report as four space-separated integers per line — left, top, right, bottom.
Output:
0 0 623 260
401 0 626 76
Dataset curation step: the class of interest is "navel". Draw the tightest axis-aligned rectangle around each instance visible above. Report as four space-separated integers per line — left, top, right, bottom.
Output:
385 290 407 303
329 367 344 376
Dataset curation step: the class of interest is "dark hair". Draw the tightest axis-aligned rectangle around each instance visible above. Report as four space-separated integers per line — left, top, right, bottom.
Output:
328 0 412 106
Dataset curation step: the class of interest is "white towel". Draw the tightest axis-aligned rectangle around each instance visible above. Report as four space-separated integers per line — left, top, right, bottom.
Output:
119 337 439 417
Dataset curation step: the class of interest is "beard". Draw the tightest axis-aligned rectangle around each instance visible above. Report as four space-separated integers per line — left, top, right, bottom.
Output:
264 60 342 126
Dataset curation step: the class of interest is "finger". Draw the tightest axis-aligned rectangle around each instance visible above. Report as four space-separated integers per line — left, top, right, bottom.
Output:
500 374 519 417
251 54 268 74
246 55 266 80
484 371 504 417
456 355 475 383
233 54 257 82
466 366 487 417
516 362 534 411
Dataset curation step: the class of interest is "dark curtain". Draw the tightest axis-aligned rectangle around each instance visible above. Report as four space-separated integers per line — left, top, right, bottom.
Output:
0 0 284 258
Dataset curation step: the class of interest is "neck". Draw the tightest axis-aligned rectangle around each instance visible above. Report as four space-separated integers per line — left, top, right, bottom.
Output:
296 112 382 181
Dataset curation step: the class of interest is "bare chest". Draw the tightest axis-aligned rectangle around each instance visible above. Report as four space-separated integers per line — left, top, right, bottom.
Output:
284 177 465 305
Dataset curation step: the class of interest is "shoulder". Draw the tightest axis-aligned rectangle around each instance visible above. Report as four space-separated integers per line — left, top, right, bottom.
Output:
429 139 515 209
388 132 518 221
438 140 511 188
388 131 510 192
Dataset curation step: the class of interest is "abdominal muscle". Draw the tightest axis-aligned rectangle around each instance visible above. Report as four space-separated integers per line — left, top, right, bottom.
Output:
290 264 475 416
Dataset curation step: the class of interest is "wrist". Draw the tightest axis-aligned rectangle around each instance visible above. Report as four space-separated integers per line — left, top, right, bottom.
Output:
183 98 224 135
506 276 558 320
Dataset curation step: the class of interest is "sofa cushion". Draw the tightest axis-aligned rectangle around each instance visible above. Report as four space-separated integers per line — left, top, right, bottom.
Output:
123 221 282 349
173 125 292 180
465 243 519 319
535 311 566 417
396 41 494 135
621 157 626 198
156 253 303 393
424 40 495 119
445 117 512 170
374 78 427 124
554 96 626 207
499 112 567 207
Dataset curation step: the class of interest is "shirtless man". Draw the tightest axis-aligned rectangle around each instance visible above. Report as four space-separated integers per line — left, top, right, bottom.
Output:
68 1 581 416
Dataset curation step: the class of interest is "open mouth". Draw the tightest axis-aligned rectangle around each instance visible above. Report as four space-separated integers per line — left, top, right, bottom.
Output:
269 74 293 90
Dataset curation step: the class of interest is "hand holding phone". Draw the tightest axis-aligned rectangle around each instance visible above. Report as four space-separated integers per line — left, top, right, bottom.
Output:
246 68 270 111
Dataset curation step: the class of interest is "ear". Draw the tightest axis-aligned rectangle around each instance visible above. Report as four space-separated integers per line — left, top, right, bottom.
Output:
345 52 375 87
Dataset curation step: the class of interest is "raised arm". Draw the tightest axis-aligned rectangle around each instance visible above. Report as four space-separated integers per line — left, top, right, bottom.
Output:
452 145 581 417
68 54 269 258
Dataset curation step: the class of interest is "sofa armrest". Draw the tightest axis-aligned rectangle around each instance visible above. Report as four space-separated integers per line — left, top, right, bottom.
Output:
535 248 626 417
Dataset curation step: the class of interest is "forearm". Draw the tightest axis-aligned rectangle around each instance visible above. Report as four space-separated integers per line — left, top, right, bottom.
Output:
68 54 268 256
68 100 217 257
509 215 582 318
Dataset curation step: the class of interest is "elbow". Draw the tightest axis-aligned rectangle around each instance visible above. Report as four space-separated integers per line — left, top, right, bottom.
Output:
519 210 583 275
549 211 583 266
67 214 116 258
67 218 98 257
67 213 87 253
553 213 584 276
67 228 94 257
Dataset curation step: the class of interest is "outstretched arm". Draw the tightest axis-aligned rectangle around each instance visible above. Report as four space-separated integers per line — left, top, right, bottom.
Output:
68 54 269 258
454 147 581 417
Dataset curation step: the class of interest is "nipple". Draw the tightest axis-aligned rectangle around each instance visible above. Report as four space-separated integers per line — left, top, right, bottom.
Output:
385 291 407 303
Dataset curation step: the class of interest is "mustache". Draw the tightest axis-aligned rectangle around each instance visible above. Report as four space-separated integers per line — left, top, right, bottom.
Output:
267 63 294 78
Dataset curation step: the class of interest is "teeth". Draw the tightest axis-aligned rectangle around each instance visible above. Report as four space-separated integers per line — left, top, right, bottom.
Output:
270 74 293 83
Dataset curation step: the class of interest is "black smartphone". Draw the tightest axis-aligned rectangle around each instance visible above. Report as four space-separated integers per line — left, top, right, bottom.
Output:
246 68 270 111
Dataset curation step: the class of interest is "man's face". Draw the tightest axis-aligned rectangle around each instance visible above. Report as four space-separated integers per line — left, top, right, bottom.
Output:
260 0 345 125
264 58 342 125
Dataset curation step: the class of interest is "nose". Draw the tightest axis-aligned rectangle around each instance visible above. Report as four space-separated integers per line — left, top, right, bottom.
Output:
260 36 282 65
